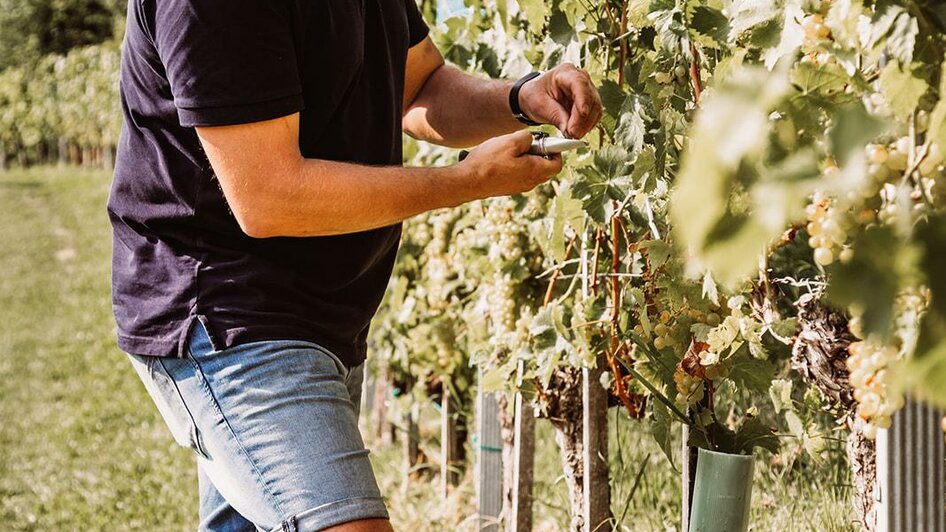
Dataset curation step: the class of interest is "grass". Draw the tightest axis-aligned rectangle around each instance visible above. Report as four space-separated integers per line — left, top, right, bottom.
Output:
0 166 856 530
368 403 858 531
0 167 196 530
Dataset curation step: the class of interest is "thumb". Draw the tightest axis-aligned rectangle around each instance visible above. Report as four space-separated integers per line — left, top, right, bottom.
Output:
507 129 535 155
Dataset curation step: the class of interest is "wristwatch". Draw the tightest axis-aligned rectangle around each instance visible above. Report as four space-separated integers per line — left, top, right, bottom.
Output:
509 71 542 126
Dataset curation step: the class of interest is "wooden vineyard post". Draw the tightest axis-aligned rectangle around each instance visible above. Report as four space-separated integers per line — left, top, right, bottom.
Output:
374 363 394 445
440 382 460 497
582 357 610 532
509 362 535 531
875 399 945 531
476 376 503 531
680 426 697 531
403 395 420 481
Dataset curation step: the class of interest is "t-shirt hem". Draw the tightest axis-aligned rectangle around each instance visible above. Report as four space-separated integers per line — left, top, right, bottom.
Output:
117 332 181 358
177 92 304 128
116 327 367 368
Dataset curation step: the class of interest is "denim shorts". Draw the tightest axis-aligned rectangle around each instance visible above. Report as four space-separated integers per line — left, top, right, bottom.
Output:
128 322 387 531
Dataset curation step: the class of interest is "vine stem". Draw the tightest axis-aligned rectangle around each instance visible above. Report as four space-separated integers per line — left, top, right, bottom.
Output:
617 1 628 86
543 234 578 306
590 228 604 295
689 42 703 105
608 207 641 418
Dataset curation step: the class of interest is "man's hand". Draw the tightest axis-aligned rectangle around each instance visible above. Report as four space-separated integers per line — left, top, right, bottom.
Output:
517 64 603 139
457 130 563 199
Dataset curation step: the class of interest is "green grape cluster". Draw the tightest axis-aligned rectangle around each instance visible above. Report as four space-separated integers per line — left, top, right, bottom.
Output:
806 193 854 266
674 368 704 407
846 338 904 440
422 211 458 310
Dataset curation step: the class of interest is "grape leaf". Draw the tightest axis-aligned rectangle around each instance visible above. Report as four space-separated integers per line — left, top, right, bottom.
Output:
762 0 804 69
790 61 849 96
549 183 585 260
687 417 779 455
690 5 729 46
728 352 776 394
516 0 548 28
769 379 794 414
828 103 885 167
726 0 779 43
614 94 648 156
650 399 676 468
549 10 576 45
869 4 918 64
784 410 804 438
902 215 946 408
879 61 928 119
827 226 919 337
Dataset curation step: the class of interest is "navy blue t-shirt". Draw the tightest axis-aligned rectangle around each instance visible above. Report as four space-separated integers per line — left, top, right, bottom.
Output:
108 0 429 366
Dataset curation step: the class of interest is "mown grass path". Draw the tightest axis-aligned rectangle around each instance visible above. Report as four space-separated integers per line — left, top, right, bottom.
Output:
0 168 195 530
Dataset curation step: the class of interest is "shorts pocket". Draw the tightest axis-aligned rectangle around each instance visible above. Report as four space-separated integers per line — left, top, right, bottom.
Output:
129 354 210 459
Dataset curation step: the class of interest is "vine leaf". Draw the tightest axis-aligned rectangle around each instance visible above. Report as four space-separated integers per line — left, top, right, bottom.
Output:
828 103 885 167
728 350 776 394
903 215 946 408
879 61 929 119
769 379 794 414
868 3 918 64
650 399 676 468
827 225 919 337
790 61 848 96
689 5 729 47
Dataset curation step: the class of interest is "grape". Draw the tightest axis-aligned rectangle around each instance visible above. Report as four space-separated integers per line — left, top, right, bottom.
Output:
654 336 667 349
874 415 892 430
806 195 851 267
894 136 911 155
674 65 687 80
814 246 834 265
848 337 904 439
918 143 943 177
802 14 831 40
705 312 721 327
673 369 704 406
848 315 864 339
654 72 673 85
865 144 888 165
855 208 876 225
839 247 854 263
886 149 908 171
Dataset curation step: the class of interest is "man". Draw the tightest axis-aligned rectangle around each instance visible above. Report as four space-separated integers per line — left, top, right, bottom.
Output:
108 0 602 530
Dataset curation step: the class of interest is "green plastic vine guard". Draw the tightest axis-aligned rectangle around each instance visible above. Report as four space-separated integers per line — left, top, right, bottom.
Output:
688 448 754 532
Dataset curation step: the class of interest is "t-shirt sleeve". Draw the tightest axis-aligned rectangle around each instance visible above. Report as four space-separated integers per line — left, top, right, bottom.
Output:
151 0 303 127
405 0 430 48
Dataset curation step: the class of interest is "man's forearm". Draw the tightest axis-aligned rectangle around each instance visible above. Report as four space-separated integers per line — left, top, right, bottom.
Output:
403 65 524 148
227 157 472 238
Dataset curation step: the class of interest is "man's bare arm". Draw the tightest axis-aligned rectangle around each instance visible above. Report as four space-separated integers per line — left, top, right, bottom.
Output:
196 114 561 238
402 37 602 148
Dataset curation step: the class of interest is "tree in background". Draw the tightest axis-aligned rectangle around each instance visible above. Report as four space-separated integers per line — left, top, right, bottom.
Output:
0 0 125 72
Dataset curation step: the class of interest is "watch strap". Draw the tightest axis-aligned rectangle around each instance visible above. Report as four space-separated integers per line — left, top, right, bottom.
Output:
509 71 542 126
